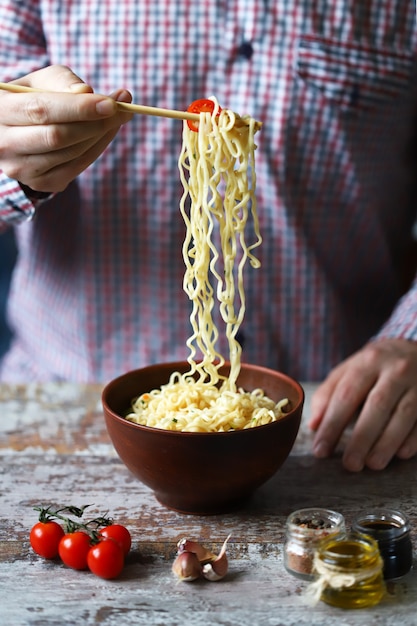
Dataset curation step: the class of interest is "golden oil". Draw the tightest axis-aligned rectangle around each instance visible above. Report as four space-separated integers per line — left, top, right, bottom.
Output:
314 532 385 609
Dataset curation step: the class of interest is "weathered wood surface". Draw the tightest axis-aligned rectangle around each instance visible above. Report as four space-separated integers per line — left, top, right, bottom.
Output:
1 382 417 626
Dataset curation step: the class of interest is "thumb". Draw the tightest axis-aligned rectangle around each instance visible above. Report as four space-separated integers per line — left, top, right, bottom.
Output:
22 65 94 94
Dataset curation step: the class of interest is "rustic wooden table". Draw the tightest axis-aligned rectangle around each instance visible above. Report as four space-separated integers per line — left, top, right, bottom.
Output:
1 382 416 626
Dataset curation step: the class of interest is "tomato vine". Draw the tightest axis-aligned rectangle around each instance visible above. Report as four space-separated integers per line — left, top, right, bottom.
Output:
29 504 131 579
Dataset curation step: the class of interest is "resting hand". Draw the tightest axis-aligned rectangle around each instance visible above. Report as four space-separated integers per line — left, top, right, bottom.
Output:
0 65 133 193
309 338 417 472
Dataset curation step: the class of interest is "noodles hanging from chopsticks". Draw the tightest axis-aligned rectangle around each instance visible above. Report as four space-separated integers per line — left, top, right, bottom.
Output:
126 98 289 432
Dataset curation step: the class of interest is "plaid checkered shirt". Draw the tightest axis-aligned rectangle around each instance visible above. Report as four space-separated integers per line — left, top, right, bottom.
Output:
0 0 416 382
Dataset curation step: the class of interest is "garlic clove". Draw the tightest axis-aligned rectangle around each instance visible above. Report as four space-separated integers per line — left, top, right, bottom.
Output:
177 538 215 562
202 534 231 581
172 550 203 582
202 557 227 581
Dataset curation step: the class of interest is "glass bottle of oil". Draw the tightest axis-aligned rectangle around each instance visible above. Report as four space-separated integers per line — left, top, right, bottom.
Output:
314 532 385 609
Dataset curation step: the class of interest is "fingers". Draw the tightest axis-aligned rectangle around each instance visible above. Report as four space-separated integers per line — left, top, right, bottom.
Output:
0 65 130 129
0 91 118 126
340 371 404 471
0 70 133 191
310 339 417 472
0 116 124 191
363 385 417 469
397 418 417 459
3 115 116 154
310 359 376 461
29 127 122 191
28 91 132 190
14 65 95 94
309 368 341 432
2 67 134 126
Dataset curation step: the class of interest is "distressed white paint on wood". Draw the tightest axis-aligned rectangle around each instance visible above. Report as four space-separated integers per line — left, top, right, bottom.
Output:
1 383 416 626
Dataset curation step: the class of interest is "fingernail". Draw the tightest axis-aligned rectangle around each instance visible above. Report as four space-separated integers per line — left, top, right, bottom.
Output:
313 441 330 458
110 89 131 103
96 99 116 115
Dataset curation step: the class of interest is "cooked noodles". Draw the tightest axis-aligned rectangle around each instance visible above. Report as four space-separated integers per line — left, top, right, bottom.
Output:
126 98 289 432
179 100 261 390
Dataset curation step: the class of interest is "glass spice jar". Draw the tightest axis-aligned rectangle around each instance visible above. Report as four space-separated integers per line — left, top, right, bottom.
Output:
313 532 385 609
284 507 346 580
352 509 413 580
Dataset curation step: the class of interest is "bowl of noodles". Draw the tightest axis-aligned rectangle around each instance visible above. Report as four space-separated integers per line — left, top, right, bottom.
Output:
102 100 303 513
102 360 304 515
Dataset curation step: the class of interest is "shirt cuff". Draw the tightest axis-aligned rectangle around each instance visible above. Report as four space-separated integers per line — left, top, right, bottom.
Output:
375 282 417 342
0 173 52 225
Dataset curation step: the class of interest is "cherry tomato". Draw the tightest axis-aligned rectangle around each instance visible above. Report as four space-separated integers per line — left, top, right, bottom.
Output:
87 539 125 579
30 521 65 559
99 524 132 556
58 531 91 570
186 98 222 132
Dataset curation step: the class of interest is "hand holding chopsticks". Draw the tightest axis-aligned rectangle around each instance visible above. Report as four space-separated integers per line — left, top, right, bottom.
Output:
2 81 260 130
0 81 202 123
0 78 260 192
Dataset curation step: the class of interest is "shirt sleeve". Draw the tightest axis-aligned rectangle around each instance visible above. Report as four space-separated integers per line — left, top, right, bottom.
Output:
0 173 36 228
0 0 52 229
376 279 417 342
376 94 417 343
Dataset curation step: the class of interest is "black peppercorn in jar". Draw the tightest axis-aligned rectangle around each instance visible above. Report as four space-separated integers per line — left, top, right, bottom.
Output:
284 507 346 580
352 509 413 580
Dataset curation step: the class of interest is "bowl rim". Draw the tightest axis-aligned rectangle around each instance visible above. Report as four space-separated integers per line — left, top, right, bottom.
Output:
102 361 305 438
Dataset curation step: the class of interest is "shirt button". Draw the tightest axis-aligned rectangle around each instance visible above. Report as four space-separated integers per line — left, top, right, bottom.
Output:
237 41 254 60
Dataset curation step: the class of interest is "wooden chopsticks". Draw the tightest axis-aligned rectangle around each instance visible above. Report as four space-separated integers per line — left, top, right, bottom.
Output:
0 81 201 122
0 82 261 129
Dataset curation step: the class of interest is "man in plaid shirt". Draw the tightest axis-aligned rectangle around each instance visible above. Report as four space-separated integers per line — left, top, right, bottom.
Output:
0 0 416 472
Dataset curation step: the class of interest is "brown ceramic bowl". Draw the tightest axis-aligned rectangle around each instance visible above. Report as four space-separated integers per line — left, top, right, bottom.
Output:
102 361 304 515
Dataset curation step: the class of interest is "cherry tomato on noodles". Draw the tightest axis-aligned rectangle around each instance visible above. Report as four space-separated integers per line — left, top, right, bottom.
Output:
187 98 222 131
